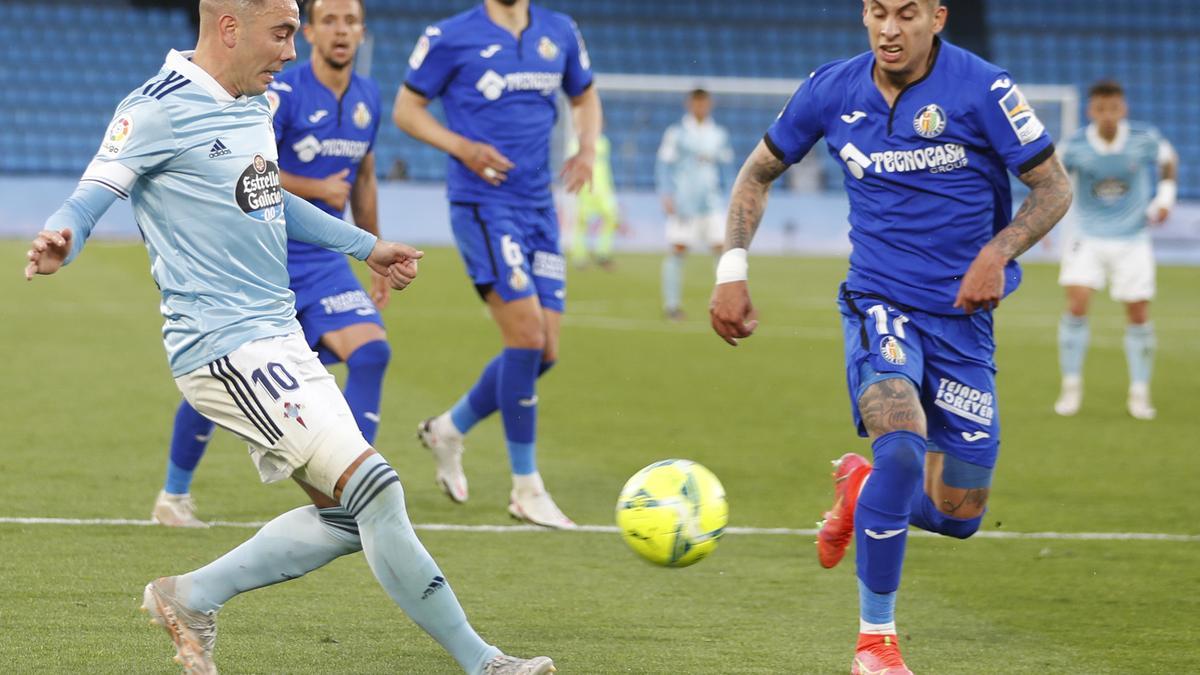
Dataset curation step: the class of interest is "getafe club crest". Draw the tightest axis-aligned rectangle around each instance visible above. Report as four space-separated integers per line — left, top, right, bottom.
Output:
880 336 907 365
913 103 947 139
537 36 559 61
353 101 372 129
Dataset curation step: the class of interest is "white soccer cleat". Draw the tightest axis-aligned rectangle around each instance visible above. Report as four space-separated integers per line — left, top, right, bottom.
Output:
152 491 209 528
1127 383 1156 421
508 474 576 529
417 413 469 503
483 654 556 675
1054 376 1082 417
141 576 218 675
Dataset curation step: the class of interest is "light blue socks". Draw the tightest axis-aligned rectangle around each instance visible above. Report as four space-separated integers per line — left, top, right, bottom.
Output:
1124 322 1155 386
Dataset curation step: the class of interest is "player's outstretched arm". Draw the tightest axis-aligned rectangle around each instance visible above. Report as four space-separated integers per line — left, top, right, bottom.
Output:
709 140 789 346
24 181 120 280
349 152 390 308
393 86 513 186
561 86 602 194
364 241 423 291
955 154 1073 313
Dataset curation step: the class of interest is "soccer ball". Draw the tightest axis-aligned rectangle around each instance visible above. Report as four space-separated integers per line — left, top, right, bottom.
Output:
615 459 728 567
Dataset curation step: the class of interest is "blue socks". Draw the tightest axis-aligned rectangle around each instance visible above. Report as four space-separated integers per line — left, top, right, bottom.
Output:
1124 322 1155 386
907 489 982 539
1058 314 1089 378
856 430 924 595
858 578 897 634
450 355 555 436
340 454 500 673
497 348 542 476
344 340 390 444
165 401 215 495
182 505 362 612
662 253 684 312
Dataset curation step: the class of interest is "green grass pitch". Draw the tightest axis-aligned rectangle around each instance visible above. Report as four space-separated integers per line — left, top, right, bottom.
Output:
1 241 1197 673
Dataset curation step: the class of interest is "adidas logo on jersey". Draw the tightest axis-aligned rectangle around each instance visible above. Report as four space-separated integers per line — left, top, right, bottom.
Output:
208 139 232 158
422 575 446 599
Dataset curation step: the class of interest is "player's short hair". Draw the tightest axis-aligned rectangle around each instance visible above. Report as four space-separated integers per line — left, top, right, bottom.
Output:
1088 80 1125 99
688 88 711 100
304 0 365 23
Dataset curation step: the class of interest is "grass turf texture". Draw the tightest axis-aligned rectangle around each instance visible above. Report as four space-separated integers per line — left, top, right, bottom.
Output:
1 242 1197 672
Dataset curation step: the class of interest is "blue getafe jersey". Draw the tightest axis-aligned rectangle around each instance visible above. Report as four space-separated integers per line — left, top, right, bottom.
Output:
74 50 375 377
1061 120 1164 239
766 39 1055 315
403 4 593 208
267 63 381 271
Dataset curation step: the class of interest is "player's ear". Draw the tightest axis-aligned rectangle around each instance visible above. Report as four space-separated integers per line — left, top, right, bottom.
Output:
218 13 239 49
932 5 948 34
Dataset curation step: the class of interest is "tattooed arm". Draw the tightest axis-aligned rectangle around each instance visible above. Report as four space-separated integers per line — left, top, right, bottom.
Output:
709 141 790 346
723 141 790 251
954 153 1073 313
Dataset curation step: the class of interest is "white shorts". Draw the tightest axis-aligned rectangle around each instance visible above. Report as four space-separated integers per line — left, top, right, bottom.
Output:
666 212 724 249
1058 235 1156 302
174 332 370 498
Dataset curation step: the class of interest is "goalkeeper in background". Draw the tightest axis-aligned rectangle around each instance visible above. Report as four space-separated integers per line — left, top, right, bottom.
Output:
569 132 620 269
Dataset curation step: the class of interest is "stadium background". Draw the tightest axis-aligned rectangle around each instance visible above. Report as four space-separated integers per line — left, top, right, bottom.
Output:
1 0 1198 262
2 2 1199 672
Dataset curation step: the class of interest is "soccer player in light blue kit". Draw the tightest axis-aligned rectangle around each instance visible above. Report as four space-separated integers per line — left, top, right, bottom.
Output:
656 88 734 320
1054 80 1178 421
394 0 602 528
710 1 1072 671
152 0 393 529
24 1 554 673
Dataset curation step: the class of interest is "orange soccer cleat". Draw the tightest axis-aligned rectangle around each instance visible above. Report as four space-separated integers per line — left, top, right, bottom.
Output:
816 452 872 569
851 633 912 675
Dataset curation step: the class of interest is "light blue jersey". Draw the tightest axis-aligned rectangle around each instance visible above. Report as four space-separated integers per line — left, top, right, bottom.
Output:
656 115 734 218
1061 120 1170 239
69 50 376 376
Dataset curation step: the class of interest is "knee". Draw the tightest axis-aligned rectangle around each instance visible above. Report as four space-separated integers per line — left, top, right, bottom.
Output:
347 340 391 371
872 430 925 482
509 321 547 351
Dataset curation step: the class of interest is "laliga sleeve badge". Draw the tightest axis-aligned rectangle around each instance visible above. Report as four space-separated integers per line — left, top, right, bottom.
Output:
880 336 907 365
100 114 133 156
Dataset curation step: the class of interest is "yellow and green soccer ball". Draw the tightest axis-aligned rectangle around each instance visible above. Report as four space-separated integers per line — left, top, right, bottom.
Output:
615 459 728 567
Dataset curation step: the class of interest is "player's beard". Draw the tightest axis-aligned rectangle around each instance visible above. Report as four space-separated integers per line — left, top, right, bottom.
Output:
320 51 352 71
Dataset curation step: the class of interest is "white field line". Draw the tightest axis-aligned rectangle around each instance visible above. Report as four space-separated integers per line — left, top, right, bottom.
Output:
0 517 1196 542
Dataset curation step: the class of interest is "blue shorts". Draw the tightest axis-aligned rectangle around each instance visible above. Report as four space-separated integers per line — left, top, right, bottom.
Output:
838 285 1000 479
291 257 384 364
449 202 566 313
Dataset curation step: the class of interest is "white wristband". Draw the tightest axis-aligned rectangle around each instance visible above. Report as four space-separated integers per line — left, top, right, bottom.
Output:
1155 179 1177 209
715 248 748 284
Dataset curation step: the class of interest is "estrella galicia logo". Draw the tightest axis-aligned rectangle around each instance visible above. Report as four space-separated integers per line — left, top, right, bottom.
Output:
235 154 283 219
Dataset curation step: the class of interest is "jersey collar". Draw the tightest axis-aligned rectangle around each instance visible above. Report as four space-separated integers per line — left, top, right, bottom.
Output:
1085 120 1130 155
682 114 715 131
166 49 237 104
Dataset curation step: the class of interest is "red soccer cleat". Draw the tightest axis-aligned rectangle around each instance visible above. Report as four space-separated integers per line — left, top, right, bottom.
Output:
851 633 912 675
816 452 872 569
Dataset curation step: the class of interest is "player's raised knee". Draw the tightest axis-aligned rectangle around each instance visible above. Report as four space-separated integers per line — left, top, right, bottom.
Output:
348 339 391 370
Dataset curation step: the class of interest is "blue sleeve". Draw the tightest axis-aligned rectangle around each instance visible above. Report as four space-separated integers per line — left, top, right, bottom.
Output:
266 82 292 143
368 81 382 153
404 26 456 100
561 19 594 97
976 74 1055 175
283 191 377 260
764 71 827 165
42 181 120 265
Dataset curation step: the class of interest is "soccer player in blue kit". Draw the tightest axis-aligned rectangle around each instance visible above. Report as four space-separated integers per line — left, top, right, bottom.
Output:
394 0 602 528
710 1 1072 671
26 1 555 672
151 0 392 528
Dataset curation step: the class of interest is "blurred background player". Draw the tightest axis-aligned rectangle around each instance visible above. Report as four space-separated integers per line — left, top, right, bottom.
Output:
394 0 601 527
656 88 733 320
709 0 1071 671
151 0 391 528
568 132 620 269
1054 79 1178 421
